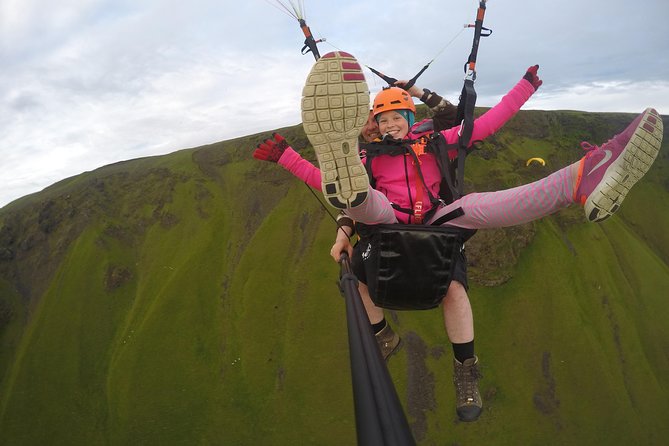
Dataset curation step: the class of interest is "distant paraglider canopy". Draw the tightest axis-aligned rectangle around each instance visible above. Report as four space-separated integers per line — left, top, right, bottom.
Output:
526 157 546 167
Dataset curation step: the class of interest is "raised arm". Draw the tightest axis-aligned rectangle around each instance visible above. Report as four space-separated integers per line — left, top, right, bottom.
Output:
253 133 322 190
440 65 542 148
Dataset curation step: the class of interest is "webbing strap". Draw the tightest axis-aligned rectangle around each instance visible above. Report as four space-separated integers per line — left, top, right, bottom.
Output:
360 139 408 190
366 61 431 92
465 1 488 74
412 159 425 224
456 78 477 195
452 0 488 197
430 207 465 226
403 144 441 211
431 135 460 201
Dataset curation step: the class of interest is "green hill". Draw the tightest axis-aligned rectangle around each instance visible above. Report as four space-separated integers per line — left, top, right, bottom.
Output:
1 109 668 445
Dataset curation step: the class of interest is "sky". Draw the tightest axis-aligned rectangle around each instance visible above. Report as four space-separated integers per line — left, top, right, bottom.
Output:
1 0 668 208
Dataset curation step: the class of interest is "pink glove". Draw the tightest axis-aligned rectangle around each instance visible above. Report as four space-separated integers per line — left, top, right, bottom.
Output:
253 133 289 163
523 65 543 91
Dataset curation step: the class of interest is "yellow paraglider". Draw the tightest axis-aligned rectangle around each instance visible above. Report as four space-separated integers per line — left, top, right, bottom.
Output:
526 157 546 167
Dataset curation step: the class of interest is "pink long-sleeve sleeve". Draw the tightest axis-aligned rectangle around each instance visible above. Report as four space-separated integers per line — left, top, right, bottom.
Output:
277 147 322 190
441 78 535 149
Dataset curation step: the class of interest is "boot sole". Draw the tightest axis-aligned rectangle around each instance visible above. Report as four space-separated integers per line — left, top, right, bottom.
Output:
301 51 370 209
585 108 663 222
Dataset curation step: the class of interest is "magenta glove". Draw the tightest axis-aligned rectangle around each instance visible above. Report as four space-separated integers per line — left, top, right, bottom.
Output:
523 65 543 91
253 132 289 163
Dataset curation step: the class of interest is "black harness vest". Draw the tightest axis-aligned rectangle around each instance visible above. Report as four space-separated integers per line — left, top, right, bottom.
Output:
354 126 477 310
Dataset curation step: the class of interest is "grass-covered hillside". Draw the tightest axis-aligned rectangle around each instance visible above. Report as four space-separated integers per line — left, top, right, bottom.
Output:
1 109 668 445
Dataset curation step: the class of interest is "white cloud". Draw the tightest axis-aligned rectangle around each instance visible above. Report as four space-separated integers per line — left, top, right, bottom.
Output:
1 0 668 208
525 80 669 113
0 0 107 56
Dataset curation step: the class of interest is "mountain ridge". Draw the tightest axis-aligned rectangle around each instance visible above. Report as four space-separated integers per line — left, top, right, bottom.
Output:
1 108 668 444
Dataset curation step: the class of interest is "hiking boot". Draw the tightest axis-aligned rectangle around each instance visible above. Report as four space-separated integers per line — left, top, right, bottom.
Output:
453 356 483 422
574 108 663 222
301 51 370 209
375 323 401 361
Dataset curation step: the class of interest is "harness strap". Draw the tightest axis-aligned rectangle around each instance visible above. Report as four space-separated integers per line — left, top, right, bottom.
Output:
390 200 444 225
412 161 424 224
402 144 441 210
451 0 488 196
430 207 465 226
410 139 428 223
360 131 471 224
360 139 408 190
366 61 431 92
363 137 444 221
455 78 477 195
430 134 461 201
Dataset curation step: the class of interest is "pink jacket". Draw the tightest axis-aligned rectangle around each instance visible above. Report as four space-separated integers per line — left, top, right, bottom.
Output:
279 78 535 223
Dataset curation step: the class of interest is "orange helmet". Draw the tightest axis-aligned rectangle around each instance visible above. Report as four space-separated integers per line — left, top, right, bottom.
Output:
372 87 416 117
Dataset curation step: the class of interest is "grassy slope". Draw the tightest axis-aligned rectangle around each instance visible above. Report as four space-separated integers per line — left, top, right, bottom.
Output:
0 111 668 445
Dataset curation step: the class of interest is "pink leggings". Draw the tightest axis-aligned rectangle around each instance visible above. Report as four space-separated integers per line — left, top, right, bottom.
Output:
345 163 576 229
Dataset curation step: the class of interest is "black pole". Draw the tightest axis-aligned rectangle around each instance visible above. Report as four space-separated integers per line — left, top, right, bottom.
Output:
339 254 416 446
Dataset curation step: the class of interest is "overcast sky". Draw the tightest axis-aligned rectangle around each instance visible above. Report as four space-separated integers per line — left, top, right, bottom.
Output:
1 0 668 208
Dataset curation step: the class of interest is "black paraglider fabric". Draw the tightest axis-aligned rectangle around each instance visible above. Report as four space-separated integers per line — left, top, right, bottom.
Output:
355 224 464 310
351 236 470 292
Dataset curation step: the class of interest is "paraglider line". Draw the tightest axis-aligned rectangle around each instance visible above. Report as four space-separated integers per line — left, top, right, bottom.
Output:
263 0 299 20
302 181 351 238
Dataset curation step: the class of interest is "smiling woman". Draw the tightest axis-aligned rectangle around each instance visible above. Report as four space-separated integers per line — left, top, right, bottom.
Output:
373 87 417 138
